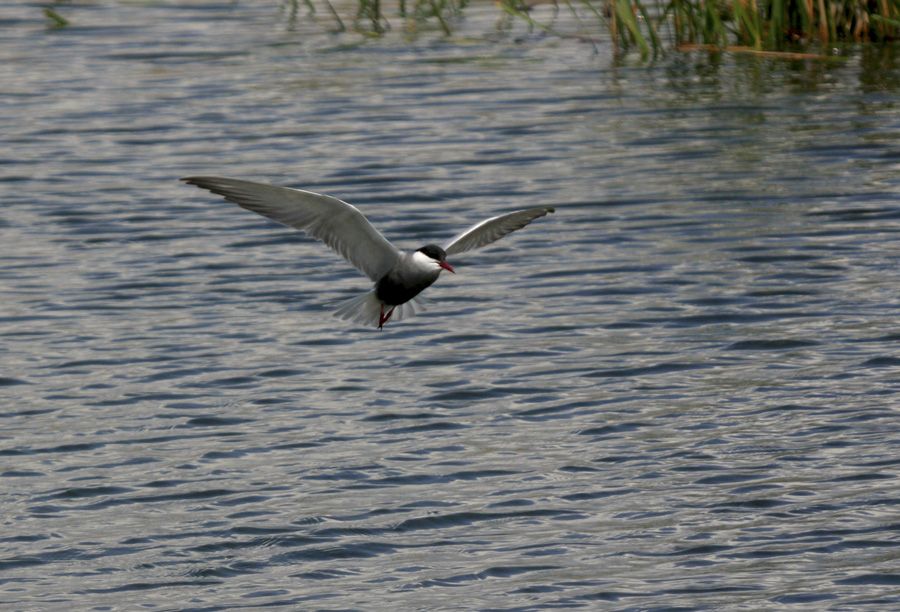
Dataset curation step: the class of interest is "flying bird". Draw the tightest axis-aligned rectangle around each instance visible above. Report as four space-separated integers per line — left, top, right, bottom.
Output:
181 176 554 329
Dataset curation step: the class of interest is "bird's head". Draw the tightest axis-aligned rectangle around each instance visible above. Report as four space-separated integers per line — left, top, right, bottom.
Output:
414 244 455 274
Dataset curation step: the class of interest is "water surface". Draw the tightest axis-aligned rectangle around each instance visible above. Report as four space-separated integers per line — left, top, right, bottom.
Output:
1 2 899 609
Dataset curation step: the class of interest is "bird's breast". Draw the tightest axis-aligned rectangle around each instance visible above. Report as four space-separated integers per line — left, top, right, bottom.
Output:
375 266 440 306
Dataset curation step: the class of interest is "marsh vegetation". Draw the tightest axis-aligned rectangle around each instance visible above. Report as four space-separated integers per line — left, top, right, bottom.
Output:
42 0 898 57
282 0 899 56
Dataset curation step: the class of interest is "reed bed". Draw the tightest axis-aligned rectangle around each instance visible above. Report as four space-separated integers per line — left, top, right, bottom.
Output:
283 0 899 56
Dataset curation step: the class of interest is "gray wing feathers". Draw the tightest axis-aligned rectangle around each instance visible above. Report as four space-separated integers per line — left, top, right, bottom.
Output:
182 176 401 281
444 207 555 256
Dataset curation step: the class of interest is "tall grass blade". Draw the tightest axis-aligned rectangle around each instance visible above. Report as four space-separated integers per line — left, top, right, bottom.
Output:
44 7 69 28
614 0 651 57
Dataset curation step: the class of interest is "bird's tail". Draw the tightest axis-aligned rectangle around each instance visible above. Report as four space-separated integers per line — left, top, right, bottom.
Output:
333 290 383 327
333 290 428 328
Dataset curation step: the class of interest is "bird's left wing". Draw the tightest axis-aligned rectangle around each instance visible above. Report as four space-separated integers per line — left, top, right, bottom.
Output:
443 207 555 256
182 176 401 281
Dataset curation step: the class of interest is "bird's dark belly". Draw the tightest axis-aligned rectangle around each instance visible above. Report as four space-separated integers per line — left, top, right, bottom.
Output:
375 273 436 306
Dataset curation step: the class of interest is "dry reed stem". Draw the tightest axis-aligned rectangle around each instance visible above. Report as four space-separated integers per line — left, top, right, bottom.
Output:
676 42 838 59
817 0 828 40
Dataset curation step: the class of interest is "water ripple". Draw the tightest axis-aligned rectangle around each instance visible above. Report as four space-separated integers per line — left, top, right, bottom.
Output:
1 3 898 609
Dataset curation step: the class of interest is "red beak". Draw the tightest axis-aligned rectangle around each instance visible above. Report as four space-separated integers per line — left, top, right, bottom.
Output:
440 260 455 274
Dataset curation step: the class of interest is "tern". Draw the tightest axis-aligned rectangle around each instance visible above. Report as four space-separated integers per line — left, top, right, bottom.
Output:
181 176 554 329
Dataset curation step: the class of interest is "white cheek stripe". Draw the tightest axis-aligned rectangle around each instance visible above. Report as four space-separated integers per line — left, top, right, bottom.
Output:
412 250 441 270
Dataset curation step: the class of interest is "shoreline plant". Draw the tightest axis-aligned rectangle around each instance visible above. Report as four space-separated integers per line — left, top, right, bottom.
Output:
43 0 899 58
284 0 899 56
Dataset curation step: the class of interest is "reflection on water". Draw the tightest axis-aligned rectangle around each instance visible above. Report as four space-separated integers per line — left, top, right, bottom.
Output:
1 3 899 609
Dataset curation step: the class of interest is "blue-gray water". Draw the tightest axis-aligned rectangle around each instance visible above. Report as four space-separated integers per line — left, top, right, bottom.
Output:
2 2 900 609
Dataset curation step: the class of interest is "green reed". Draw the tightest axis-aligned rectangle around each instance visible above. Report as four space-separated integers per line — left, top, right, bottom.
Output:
664 0 898 56
293 0 898 56
43 7 70 28
283 0 470 34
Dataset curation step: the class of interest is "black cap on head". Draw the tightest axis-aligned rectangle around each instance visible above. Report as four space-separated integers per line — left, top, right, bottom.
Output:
416 244 447 261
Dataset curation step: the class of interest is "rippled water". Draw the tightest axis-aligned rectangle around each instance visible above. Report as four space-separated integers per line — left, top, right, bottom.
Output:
2 2 900 609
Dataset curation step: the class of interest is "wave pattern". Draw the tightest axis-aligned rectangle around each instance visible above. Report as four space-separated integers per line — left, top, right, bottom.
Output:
1 2 898 609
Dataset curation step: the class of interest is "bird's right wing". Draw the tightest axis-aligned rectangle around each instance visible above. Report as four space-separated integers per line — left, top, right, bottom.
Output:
182 176 401 281
443 207 555 256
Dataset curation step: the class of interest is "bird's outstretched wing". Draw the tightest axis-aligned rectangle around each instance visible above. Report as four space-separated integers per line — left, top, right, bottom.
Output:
443 207 555 256
182 177 401 281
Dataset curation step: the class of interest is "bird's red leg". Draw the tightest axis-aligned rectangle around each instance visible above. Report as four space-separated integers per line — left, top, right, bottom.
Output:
379 305 396 329
379 306 394 329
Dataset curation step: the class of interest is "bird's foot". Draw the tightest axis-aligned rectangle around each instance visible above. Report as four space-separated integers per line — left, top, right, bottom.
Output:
378 306 394 329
